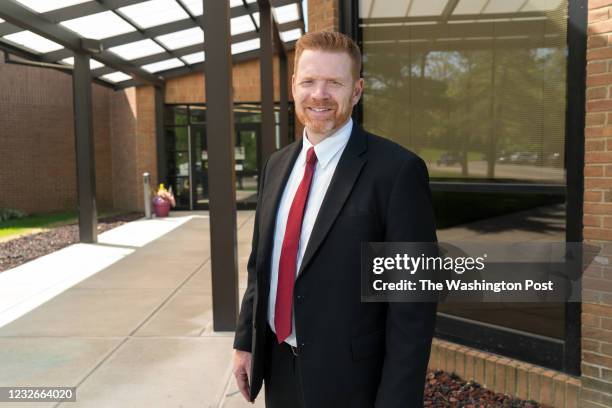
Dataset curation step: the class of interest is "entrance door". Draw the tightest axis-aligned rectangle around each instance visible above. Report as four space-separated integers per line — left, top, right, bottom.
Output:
191 125 208 209
235 123 261 206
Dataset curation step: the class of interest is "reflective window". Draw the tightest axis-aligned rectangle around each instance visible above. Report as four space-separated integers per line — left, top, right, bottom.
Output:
358 0 569 359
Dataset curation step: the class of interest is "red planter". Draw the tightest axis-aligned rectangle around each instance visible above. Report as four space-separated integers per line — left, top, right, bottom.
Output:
153 197 171 217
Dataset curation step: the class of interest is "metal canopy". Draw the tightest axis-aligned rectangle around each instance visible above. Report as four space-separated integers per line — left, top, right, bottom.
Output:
0 0 304 88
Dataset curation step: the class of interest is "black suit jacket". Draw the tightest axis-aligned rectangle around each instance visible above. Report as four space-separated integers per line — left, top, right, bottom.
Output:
233 125 438 408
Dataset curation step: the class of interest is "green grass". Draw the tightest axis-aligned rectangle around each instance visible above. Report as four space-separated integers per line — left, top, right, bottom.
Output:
0 210 125 240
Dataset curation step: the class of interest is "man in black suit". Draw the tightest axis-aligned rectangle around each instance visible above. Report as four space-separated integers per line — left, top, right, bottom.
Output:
233 31 437 408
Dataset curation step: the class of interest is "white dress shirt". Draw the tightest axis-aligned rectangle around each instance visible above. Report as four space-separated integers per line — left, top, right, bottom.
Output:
267 118 353 347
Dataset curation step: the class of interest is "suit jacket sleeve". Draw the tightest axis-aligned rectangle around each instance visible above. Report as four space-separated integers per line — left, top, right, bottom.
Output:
233 159 268 352
375 156 438 408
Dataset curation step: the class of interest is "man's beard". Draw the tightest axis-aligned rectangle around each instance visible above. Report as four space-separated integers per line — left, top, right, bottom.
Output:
296 104 351 136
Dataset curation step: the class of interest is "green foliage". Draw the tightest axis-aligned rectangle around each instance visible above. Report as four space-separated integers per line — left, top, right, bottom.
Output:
0 208 27 222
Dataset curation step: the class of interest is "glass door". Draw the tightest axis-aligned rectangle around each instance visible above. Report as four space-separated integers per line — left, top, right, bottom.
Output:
165 126 191 209
235 123 260 206
191 125 208 209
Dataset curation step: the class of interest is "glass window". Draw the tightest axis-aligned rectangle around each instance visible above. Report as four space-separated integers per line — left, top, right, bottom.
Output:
190 106 206 124
358 0 570 366
165 105 188 126
60 11 136 39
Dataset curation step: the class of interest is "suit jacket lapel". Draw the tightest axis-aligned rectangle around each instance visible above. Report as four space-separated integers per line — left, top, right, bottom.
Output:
296 125 368 279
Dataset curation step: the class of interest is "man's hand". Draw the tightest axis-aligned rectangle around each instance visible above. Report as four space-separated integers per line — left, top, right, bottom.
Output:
233 350 253 403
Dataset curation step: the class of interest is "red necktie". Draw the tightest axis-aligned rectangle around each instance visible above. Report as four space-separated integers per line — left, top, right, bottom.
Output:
275 147 318 344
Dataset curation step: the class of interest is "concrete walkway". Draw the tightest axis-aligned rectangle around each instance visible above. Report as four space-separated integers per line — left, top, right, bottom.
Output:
0 212 262 408
0 205 565 407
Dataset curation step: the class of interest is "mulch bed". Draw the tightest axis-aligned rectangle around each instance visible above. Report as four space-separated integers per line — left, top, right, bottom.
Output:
0 212 143 273
425 371 540 407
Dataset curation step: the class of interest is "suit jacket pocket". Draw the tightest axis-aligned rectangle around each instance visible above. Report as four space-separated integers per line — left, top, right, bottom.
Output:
351 329 385 361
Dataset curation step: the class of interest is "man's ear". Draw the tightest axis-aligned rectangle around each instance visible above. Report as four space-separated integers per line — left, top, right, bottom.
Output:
291 74 296 99
352 78 364 106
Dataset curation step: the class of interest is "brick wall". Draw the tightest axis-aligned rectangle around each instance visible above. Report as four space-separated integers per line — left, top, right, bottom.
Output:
583 2 612 406
307 0 339 32
0 51 114 214
110 87 138 211
165 52 294 104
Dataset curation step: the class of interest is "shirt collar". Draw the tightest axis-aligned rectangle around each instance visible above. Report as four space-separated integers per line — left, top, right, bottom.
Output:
302 118 353 169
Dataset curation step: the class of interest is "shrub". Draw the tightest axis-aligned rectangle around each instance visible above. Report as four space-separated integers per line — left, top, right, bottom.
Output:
0 208 27 222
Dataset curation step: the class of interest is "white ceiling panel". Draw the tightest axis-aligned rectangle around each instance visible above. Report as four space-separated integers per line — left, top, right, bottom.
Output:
231 38 259 54
181 0 203 16
3 30 63 53
156 27 203 50
61 11 136 39
101 71 132 83
119 0 189 29
14 0 91 13
182 51 205 64
231 15 256 35
61 56 104 69
280 28 301 42
142 57 184 73
108 39 165 60
273 4 299 24
230 0 257 7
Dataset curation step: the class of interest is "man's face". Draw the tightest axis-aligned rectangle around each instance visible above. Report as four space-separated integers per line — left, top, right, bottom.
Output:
292 50 363 140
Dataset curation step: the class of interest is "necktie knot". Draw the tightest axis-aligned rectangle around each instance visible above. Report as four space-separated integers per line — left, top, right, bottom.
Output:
306 147 318 166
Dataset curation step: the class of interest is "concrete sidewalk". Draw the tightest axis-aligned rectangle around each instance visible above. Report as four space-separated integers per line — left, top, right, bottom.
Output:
0 212 262 408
